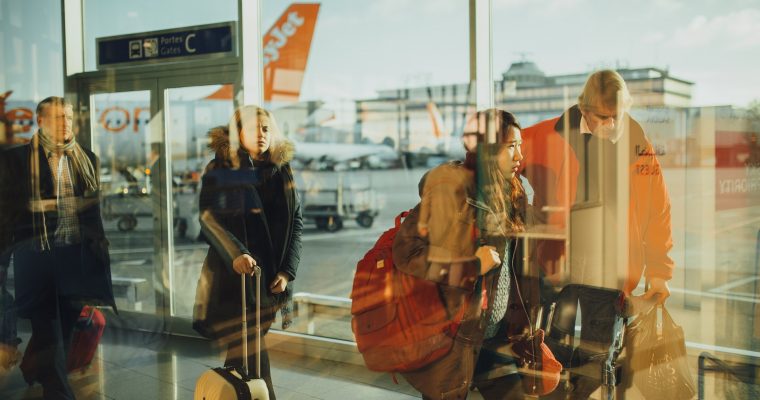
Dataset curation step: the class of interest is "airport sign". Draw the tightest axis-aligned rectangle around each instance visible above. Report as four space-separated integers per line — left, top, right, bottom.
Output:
97 22 236 68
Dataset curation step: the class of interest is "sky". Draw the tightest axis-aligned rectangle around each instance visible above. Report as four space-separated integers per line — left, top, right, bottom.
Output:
2 0 759 108
490 0 760 107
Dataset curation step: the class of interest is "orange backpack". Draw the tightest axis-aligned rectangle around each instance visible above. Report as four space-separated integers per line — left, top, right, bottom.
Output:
350 210 466 372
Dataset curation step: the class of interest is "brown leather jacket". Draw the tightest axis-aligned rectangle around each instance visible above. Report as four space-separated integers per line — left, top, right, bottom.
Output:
392 161 514 399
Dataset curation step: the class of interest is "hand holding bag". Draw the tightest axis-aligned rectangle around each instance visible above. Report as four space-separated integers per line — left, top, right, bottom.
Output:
626 305 696 400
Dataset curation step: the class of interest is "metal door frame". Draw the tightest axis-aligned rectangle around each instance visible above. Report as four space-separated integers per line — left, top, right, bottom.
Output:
70 59 239 333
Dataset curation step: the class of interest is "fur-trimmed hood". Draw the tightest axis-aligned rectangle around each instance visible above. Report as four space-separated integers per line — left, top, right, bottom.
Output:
207 125 295 168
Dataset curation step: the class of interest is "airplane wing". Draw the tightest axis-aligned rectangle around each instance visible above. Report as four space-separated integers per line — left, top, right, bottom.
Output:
295 142 396 163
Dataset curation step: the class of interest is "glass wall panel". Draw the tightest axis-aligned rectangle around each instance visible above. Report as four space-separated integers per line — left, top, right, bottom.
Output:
91 90 157 314
260 0 471 340
0 0 63 145
493 0 760 398
166 84 234 318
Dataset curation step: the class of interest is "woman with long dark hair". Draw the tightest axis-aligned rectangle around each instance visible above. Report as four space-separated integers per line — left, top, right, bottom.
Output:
393 109 534 399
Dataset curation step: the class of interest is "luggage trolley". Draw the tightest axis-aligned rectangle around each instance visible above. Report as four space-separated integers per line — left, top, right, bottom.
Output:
101 173 188 237
298 172 378 233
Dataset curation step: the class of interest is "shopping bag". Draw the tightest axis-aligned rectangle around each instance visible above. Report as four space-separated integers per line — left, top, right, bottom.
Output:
626 305 695 400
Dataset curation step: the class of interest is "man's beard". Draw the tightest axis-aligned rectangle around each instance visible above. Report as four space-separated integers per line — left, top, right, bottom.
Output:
593 125 621 141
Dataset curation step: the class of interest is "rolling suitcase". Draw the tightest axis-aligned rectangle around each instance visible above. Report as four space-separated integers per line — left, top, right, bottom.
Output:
20 305 105 381
66 305 106 372
194 266 269 400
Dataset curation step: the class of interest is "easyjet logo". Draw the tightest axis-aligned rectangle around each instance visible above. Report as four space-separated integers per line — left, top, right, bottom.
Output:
98 107 151 133
263 11 305 67
5 108 35 133
5 106 151 134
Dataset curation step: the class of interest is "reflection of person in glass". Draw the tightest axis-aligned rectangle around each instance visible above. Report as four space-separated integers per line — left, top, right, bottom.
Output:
193 105 302 399
0 96 115 399
522 69 673 301
521 71 675 398
394 110 530 399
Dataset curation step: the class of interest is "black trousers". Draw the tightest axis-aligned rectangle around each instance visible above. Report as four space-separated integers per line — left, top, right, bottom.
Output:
476 374 525 400
15 244 86 400
420 374 523 400
22 300 80 400
471 340 525 400
224 326 275 399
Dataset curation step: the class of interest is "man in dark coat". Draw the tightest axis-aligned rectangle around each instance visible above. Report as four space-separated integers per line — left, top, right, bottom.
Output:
0 96 115 399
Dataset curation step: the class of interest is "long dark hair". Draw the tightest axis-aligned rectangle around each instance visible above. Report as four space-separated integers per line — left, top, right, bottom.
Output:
464 109 525 233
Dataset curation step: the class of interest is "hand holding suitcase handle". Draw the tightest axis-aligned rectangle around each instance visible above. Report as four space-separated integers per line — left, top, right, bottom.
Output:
233 254 258 276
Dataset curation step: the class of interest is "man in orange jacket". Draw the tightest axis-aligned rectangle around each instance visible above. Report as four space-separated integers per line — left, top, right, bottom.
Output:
519 69 676 399
521 69 673 302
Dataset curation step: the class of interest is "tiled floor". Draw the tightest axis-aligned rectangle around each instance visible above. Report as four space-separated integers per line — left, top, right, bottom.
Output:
6 325 757 399
0 327 422 400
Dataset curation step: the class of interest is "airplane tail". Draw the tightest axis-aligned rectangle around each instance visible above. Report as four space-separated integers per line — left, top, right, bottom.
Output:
263 3 320 102
426 102 445 139
203 3 320 103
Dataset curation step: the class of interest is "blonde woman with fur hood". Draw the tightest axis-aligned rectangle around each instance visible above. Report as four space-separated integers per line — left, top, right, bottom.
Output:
192 105 302 399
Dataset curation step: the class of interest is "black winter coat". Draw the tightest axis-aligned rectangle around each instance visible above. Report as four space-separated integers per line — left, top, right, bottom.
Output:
193 136 302 339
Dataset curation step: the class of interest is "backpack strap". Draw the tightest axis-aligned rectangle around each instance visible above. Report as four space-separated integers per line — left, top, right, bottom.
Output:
395 210 412 228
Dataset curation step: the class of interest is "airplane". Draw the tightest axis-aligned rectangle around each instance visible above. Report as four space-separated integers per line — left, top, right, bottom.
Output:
291 131 399 171
397 100 469 168
425 100 468 160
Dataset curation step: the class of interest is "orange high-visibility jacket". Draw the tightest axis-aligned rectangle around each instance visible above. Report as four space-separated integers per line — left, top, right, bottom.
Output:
520 106 674 294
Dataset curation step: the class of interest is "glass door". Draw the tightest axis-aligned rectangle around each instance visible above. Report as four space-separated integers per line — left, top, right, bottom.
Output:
162 82 235 319
77 69 238 333
81 78 168 331
155 75 237 336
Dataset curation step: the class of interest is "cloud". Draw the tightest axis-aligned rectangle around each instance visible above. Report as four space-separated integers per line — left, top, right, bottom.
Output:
493 0 531 9
670 8 760 49
643 32 666 44
368 0 462 19
650 0 684 12
494 0 584 11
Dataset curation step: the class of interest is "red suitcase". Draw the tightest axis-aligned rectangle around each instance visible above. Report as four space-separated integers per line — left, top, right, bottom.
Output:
20 305 105 384
66 305 105 372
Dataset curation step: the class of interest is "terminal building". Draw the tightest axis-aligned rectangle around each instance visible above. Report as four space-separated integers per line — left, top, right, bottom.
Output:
357 60 696 155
